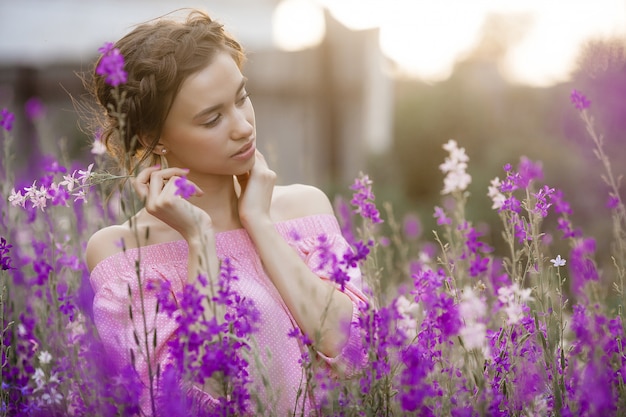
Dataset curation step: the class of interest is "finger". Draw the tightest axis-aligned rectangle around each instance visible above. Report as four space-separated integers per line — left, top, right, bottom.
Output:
132 165 162 200
148 170 166 202
254 150 267 165
133 165 161 185
182 178 205 197
144 167 189 194
236 172 250 190
252 150 273 174
150 167 190 181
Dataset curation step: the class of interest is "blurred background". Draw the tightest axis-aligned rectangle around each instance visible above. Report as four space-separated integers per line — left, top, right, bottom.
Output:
1 0 625 253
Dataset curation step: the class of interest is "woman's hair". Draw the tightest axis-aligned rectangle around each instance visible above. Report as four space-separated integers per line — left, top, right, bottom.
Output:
91 9 245 173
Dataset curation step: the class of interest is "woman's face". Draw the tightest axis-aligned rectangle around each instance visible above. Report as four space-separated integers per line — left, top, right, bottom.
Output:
159 51 256 177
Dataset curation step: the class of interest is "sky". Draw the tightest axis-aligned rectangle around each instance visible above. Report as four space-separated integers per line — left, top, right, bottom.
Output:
274 0 626 86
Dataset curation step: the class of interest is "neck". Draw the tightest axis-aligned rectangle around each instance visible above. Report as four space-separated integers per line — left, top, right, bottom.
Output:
187 175 242 232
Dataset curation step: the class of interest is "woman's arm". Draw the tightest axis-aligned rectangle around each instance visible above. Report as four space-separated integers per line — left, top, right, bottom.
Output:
237 152 354 358
131 166 220 306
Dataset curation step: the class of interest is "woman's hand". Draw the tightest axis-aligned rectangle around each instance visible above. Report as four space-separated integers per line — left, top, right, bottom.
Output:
236 150 276 228
132 165 211 240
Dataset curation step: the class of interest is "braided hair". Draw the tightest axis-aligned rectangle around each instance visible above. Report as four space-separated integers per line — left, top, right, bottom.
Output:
91 9 245 174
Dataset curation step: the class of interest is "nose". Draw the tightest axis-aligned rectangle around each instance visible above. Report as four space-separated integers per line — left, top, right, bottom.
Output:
230 107 254 140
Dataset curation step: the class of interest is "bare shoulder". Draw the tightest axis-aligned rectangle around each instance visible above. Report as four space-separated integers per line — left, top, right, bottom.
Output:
85 224 135 272
271 184 335 221
86 209 183 272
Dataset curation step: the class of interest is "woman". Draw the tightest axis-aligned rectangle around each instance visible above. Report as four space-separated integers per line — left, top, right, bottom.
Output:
86 9 368 416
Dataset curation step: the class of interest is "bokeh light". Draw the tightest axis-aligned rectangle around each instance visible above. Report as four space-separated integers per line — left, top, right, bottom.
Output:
304 0 626 86
272 0 326 51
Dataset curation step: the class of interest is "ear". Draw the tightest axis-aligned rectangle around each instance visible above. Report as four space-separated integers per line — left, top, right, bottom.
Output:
152 144 168 156
137 134 167 156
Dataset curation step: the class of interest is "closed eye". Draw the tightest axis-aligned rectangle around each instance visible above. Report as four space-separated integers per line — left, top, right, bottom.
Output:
202 114 221 127
237 92 250 106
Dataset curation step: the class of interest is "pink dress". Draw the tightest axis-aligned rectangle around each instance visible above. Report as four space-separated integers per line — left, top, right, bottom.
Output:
89 214 368 415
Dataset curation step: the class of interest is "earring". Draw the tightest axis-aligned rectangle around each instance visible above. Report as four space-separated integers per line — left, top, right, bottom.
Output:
159 148 169 169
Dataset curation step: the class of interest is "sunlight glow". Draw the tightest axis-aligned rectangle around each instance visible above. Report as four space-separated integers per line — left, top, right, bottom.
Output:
379 1 486 82
314 0 381 30
302 0 626 86
499 0 626 86
272 0 326 51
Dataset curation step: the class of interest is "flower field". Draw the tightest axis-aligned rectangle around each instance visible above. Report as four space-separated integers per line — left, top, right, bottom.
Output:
1 44 625 416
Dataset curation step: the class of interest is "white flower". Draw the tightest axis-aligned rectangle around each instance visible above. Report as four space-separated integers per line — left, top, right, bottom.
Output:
32 368 46 391
442 139 469 164
48 372 60 385
91 138 107 155
60 171 78 192
23 181 49 211
550 255 566 267
487 177 506 209
418 250 432 265
459 287 486 321
442 170 472 195
41 387 63 405
516 286 533 303
38 350 52 365
504 303 525 325
77 163 94 186
396 295 420 339
459 287 488 350
72 189 87 203
460 321 487 350
497 283 533 325
8 188 26 208
439 139 472 194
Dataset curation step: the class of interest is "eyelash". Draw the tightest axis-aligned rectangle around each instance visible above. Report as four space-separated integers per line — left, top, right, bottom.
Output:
237 92 250 105
202 93 250 128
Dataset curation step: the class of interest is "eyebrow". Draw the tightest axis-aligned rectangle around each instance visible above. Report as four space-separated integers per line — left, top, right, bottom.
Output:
192 77 248 121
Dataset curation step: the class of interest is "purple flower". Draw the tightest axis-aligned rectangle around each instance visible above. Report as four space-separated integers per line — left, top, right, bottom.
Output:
532 185 554 218
511 214 529 244
96 42 127 86
433 206 451 226
569 238 599 296
570 89 591 110
411 267 445 309
0 237 13 270
398 344 435 412
314 233 369 291
403 213 422 240
517 157 543 189
463 225 492 255
469 254 490 277
0 108 14 131
557 217 581 239
174 177 196 199
350 173 383 224
607 194 620 209
550 189 573 215
25 97 46 121
42 156 68 174
500 196 521 214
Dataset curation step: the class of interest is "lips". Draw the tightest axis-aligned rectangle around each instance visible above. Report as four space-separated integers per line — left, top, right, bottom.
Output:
231 140 255 159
